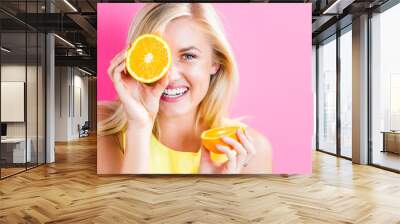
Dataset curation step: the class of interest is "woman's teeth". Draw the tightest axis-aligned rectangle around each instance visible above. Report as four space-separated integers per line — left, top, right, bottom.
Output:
162 87 188 97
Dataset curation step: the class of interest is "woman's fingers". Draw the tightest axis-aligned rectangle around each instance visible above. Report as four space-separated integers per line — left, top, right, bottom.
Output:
237 129 256 168
112 63 131 104
222 136 247 156
237 129 256 156
219 129 257 172
111 51 126 67
221 136 247 168
216 144 237 172
152 74 169 97
139 74 169 116
108 48 128 79
141 73 169 100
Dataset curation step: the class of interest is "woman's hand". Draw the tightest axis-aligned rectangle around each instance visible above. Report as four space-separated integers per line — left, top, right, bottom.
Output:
108 48 169 129
199 129 256 174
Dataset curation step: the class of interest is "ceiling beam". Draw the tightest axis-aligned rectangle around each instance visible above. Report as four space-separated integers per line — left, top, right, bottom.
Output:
322 0 356 14
67 13 97 41
55 55 96 71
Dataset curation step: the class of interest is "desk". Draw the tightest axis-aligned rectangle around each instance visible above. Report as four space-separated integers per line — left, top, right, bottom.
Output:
1 138 31 163
382 131 400 154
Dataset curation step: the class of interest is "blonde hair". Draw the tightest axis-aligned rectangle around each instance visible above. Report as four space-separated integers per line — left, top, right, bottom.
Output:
98 3 239 146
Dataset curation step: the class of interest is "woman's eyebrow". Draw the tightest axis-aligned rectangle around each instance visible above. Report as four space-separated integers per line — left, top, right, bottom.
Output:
179 46 201 53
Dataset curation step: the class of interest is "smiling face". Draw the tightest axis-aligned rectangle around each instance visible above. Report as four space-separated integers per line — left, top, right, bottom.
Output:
158 16 220 118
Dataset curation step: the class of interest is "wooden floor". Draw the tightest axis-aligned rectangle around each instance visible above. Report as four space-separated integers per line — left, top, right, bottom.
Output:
1 163 45 178
373 150 400 171
1 167 26 178
1 136 400 223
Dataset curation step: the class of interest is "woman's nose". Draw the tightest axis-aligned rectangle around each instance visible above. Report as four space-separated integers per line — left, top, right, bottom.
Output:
167 61 181 81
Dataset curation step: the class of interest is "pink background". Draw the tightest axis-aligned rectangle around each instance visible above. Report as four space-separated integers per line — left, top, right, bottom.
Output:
97 3 313 174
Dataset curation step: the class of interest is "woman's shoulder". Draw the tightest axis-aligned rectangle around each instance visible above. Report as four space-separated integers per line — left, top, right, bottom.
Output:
246 127 272 153
243 126 272 173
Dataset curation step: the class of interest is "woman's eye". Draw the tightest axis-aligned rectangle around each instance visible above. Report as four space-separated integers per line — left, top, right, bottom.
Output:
182 54 196 61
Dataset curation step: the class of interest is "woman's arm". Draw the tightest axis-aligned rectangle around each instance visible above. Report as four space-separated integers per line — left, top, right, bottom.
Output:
121 122 152 173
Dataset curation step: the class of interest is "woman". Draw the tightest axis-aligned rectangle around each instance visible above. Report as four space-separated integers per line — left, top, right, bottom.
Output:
98 3 272 174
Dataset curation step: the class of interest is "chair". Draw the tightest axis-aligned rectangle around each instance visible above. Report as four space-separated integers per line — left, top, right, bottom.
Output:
78 121 90 138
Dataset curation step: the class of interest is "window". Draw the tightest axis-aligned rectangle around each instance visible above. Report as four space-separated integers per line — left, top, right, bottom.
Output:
371 2 400 171
339 27 352 158
317 35 337 154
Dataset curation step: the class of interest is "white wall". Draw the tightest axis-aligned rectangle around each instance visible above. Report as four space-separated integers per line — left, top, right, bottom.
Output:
55 66 70 141
1 65 40 138
1 82 25 122
54 67 89 141
1 65 25 129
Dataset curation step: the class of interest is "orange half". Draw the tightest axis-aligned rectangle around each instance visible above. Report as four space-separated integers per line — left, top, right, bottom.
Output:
125 34 172 83
201 126 245 154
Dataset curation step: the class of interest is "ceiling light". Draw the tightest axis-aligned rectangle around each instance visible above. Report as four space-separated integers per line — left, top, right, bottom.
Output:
54 34 75 48
78 67 93 76
63 0 78 12
1 47 11 53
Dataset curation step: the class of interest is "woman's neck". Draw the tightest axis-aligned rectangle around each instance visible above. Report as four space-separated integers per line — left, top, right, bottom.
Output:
157 110 204 152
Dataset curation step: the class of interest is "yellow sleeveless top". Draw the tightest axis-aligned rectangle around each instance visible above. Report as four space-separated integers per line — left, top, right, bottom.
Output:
121 132 228 174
